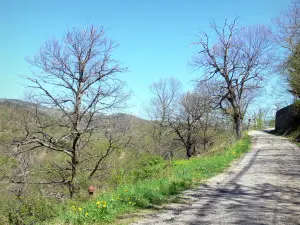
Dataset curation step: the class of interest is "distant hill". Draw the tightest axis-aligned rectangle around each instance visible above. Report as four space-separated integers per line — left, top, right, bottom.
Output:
0 98 148 125
0 98 33 107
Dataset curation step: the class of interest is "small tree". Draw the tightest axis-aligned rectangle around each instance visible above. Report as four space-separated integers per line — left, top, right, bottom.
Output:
169 91 212 158
147 78 215 158
13 26 129 198
191 18 274 139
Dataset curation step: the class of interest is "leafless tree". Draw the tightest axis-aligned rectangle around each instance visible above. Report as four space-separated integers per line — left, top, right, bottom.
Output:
147 78 181 123
169 91 213 158
191 18 274 139
12 26 129 198
145 78 181 158
273 0 300 51
194 83 220 151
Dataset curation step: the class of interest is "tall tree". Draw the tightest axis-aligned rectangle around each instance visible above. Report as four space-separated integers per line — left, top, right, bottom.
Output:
191 18 274 139
13 26 129 198
273 0 300 100
273 0 300 51
287 42 300 97
145 78 181 158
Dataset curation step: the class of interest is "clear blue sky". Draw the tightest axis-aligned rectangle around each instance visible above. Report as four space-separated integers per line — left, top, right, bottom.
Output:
0 0 291 116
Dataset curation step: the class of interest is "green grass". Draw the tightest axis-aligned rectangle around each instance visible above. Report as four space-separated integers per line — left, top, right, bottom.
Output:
273 126 300 147
49 134 251 225
282 127 300 147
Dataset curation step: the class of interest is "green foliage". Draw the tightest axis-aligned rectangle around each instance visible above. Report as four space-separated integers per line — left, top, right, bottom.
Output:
250 109 267 130
130 155 166 181
268 119 276 127
283 125 300 143
287 42 300 96
0 102 252 224
2 196 60 225
256 110 265 130
292 99 300 115
108 155 168 188
0 157 17 179
48 135 251 224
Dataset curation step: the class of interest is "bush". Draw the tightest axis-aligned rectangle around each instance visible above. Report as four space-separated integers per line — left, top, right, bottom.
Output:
130 155 166 181
5 196 60 225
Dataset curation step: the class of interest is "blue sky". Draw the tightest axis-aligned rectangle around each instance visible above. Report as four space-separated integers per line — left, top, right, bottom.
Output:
0 0 291 117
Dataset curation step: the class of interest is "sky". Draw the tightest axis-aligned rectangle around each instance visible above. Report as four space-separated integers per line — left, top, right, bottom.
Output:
0 0 292 117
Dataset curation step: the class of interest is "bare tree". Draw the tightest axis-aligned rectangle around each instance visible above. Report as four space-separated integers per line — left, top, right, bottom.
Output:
169 91 212 158
146 78 216 158
145 78 181 158
12 26 129 198
194 83 219 151
273 0 300 51
191 18 274 139
147 78 181 123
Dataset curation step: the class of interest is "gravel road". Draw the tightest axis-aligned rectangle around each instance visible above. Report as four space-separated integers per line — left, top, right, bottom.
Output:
132 130 300 225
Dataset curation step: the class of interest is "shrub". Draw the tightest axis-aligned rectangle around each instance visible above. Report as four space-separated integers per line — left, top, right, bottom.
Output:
130 155 166 181
5 196 60 225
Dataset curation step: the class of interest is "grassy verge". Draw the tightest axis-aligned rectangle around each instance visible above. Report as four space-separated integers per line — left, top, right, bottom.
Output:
286 127 300 146
271 127 300 147
49 134 251 225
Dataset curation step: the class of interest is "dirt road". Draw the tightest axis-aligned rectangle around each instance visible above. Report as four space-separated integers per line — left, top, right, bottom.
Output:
132 131 300 225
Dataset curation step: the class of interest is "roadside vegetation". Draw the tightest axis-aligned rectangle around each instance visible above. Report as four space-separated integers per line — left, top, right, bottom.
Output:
1 133 250 225
52 135 250 225
287 128 300 144
0 100 251 224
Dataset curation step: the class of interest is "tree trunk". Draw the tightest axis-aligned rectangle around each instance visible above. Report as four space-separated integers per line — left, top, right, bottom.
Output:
186 144 193 159
69 132 80 198
234 115 243 139
69 80 83 198
69 152 78 199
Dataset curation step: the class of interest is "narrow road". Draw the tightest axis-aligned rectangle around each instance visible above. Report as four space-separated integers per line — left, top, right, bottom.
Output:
132 131 300 225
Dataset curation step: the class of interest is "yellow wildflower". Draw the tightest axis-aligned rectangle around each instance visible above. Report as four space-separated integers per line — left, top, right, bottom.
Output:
78 207 82 212
85 212 88 217
124 190 128 192
96 201 101 205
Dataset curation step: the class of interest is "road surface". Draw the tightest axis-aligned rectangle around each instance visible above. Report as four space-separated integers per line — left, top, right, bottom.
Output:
132 130 300 225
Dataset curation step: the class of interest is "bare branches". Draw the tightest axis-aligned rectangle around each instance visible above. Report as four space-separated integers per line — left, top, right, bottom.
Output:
14 25 129 198
144 78 181 157
147 77 181 123
170 91 214 158
273 0 300 51
191 18 274 138
24 26 128 122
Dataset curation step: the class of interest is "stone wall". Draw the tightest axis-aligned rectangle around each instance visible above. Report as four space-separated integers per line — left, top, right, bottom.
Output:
275 104 300 133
